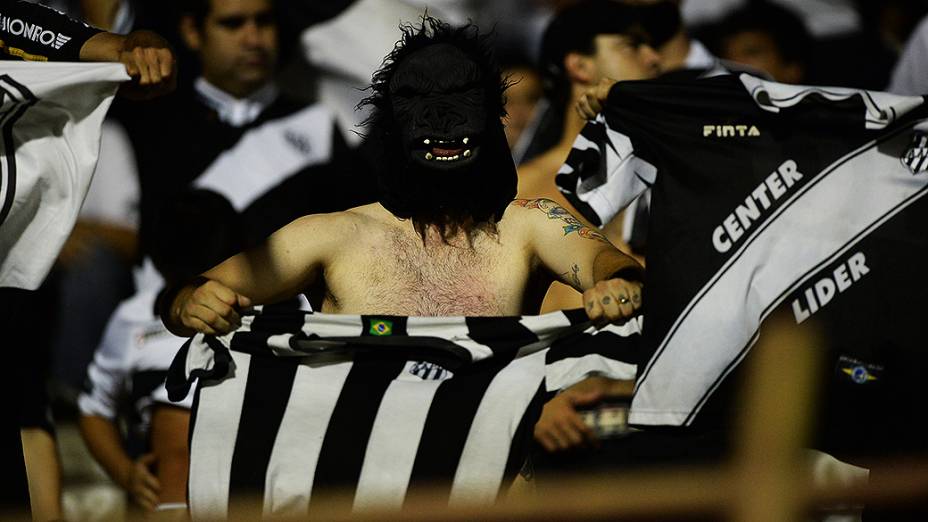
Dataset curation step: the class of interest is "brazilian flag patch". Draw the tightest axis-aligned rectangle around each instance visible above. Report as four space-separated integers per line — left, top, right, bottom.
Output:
369 319 393 336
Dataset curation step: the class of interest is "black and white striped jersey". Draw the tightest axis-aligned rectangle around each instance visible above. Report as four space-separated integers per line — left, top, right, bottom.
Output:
166 304 641 518
556 74 928 447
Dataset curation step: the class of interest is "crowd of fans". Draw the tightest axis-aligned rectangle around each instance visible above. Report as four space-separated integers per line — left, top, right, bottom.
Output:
8 0 928 520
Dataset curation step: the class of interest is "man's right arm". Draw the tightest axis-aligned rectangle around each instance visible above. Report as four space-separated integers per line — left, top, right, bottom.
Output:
3 1 102 61
162 213 341 337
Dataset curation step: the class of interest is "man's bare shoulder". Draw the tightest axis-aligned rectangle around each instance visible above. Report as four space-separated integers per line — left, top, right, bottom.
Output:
284 203 397 240
288 203 386 232
505 198 566 222
505 198 609 242
496 198 561 238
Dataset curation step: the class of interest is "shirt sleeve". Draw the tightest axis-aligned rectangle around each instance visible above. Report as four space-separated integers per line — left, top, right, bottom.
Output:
1 1 103 62
78 308 132 419
555 113 657 227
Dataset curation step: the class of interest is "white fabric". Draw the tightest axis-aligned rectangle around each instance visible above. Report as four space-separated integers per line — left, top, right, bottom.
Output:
0 61 127 289
194 77 278 128
739 74 925 130
556 115 657 226
192 103 335 212
79 119 139 229
77 259 191 419
681 0 859 38
684 40 717 70
301 0 459 145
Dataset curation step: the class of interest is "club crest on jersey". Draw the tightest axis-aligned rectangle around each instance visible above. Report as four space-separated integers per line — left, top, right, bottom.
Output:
703 124 760 138
901 131 928 174
836 355 882 384
404 361 453 381
284 129 313 155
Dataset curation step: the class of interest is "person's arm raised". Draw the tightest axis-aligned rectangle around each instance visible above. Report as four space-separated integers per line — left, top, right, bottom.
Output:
518 198 643 323
162 214 341 337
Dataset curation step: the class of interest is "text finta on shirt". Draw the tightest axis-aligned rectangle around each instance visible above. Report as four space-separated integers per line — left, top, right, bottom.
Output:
703 124 760 138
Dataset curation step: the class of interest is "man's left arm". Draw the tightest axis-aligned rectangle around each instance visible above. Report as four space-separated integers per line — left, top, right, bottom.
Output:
520 198 643 322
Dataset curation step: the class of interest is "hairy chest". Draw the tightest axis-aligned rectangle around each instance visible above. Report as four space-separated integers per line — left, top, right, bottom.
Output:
324 229 527 316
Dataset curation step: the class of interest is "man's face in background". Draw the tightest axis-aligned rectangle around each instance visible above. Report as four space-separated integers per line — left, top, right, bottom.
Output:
590 32 662 82
182 0 279 98
720 31 804 84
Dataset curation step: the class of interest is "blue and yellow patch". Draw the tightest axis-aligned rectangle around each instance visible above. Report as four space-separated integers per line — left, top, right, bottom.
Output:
842 366 877 384
369 319 393 336
836 355 882 385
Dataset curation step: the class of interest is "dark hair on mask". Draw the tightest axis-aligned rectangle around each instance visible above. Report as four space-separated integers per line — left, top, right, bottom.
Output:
540 0 649 112
358 16 518 244
360 16 509 128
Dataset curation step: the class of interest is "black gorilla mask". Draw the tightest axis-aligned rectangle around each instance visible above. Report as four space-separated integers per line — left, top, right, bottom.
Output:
390 44 487 170
360 17 517 242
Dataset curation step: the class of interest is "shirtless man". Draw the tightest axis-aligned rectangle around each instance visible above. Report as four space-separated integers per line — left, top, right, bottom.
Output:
161 17 644 336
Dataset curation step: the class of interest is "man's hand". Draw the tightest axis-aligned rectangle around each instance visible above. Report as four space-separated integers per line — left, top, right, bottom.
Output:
534 388 604 452
80 30 176 100
121 453 161 511
175 279 252 336
583 278 642 324
576 78 618 120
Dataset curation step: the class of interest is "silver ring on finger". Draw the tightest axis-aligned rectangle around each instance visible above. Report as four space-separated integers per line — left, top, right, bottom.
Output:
619 296 630 305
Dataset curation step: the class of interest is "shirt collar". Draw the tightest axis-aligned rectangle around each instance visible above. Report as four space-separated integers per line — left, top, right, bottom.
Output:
684 39 717 70
194 78 279 127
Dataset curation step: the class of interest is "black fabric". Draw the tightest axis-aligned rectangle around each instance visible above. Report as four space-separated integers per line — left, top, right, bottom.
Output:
0 288 34 512
405 357 509 503
127 369 170 453
499 381 545 495
310 355 405 505
228 355 298 497
1 2 102 62
546 317 641 366
464 316 540 359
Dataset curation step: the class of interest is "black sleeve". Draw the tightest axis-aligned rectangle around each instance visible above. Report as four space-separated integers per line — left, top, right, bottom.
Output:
1 1 103 62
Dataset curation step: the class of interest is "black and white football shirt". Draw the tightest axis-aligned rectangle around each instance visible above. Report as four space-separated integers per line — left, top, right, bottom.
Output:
557 74 928 453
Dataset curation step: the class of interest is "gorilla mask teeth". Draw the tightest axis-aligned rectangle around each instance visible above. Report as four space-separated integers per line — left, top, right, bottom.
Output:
462 137 469 145
463 149 472 157
423 138 431 145
425 152 434 160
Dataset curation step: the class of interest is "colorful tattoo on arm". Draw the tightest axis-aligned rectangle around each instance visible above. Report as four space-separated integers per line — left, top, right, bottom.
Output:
513 198 609 243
